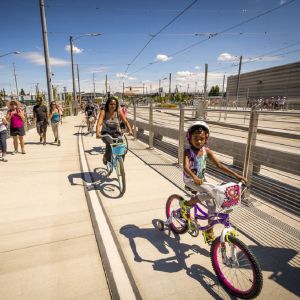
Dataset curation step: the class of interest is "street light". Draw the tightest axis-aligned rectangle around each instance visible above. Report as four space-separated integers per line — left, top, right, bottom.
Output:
158 76 167 93
69 33 101 114
0 51 20 58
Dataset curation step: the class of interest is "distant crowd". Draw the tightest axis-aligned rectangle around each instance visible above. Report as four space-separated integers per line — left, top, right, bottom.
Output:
0 97 63 162
247 96 288 110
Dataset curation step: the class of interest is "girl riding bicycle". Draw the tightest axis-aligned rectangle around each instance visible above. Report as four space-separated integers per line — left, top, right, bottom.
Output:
96 96 132 164
182 121 246 242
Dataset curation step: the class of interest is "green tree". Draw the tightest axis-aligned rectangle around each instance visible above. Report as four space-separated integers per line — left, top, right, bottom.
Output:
208 85 220 96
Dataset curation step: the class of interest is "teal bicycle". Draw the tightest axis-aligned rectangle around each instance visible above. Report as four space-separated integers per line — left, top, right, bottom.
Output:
100 134 127 195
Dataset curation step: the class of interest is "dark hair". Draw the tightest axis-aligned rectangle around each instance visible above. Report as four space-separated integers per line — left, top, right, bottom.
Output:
105 97 119 112
50 101 58 113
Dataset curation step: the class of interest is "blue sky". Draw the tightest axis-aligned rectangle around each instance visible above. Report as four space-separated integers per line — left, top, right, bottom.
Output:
0 0 299 95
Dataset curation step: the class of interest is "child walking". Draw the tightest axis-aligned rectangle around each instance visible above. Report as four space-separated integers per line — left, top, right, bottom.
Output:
181 121 246 243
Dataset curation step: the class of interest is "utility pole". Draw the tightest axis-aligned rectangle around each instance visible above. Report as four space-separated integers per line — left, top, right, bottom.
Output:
69 36 77 112
93 73 96 100
204 63 208 98
36 83 40 96
77 64 81 106
122 82 124 97
143 83 145 95
12 63 19 100
222 74 226 98
236 56 243 102
105 74 108 94
39 0 53 105
169 73 172 95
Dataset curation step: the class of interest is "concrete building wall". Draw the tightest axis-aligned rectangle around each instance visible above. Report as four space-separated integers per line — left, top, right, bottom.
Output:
226 61 300 108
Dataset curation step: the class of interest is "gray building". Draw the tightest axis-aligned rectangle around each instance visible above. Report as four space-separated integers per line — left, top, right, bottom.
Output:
226 61 300 108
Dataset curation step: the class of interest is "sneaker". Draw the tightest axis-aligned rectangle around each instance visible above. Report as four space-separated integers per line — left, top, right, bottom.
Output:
2 157 8 162
57 140 61 146
21 149 26 154
203 228 215 244
12 150 18 155
43 141 46 146
54 138 58 143
179 200 191 220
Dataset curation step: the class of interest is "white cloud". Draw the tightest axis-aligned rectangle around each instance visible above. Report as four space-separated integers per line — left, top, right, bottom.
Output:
156 54 172 62
116 73 136 80
65 45 83 54
280 0 287 5
218 52 238 61
116 73 127 78
194 65 200 70
0 65 5 69
176 71 193 77
85 67 105 74
22 52 69 67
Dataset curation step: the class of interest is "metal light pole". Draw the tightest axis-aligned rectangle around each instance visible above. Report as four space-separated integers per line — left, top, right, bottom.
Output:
0 51 20 58
69 35 76 112
236 56 243 102
39 0 53 106
93 73 96 100
12 63 19 100
69 33 101 113
76 64 81 106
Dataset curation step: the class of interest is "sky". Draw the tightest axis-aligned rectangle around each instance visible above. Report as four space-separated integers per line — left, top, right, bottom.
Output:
0 0 299 95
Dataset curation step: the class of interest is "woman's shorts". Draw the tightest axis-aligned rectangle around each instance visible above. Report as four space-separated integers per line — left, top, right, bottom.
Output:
10 126 25 136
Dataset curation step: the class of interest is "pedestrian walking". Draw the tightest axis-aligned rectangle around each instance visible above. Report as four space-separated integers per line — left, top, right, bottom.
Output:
49 101 61 146
33 97 48 145
6 100 26 154
0 104 8 161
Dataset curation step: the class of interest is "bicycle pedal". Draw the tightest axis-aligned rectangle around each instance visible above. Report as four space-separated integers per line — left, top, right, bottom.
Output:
188 222 199 237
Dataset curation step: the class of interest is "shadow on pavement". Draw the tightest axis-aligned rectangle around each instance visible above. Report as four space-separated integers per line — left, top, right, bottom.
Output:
248 245 300 297
120 222 230 300
25 141 60 146
85 146 105 155
67 167 123 198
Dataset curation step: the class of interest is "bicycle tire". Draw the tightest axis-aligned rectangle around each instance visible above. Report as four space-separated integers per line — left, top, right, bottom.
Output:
106 161 113 175
166 194 188 234
210 236 263 299
116 157 126 195
123 134 128 155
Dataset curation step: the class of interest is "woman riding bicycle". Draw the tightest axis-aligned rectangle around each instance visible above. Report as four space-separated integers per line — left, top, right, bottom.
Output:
96 96 133 165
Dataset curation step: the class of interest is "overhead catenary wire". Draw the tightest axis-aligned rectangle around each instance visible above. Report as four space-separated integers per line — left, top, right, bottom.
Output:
210 41 300 72
128 0 297 76
124 0 199 75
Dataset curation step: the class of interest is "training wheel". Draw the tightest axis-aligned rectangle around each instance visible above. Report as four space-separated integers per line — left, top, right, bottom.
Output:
156 220 165 231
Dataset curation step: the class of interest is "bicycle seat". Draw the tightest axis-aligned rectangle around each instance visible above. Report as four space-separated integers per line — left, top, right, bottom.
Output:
184 185 197 195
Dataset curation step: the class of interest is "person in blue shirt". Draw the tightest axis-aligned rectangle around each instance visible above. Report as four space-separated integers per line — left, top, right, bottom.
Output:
49 101 61 146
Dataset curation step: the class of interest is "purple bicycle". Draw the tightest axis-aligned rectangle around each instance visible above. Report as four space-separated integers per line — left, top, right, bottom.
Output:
158 182 263 299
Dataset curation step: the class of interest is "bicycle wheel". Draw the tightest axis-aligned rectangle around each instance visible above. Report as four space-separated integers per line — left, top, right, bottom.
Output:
106 161 113 175
211 236 263 299
116 157 126 195
123 134 128 154
166 194 188 234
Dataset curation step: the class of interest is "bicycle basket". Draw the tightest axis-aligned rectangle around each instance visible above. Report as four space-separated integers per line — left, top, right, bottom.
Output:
213 182 241 211
111 144 126 156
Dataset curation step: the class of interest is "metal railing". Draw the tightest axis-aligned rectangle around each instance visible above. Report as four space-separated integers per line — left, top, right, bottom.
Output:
127 97 300 216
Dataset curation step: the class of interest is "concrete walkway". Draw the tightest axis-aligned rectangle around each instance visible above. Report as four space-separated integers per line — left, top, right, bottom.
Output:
0 117 110 299
81 121 300 299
